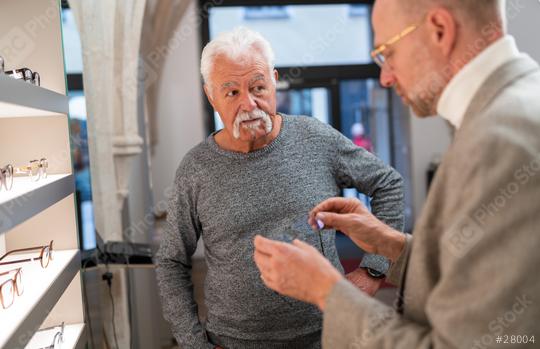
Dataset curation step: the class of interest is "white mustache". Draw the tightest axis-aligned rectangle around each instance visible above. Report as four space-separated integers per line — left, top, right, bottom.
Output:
232 109 273 139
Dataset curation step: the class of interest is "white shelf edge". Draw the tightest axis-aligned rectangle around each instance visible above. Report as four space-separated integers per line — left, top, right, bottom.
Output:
0 174 74 236
0 250 80 349
73 324 87 349
24 323 86 349
0 74 68 118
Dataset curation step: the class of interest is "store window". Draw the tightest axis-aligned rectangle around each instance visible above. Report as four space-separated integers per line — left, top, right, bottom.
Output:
208 4 372 67
61 6 96 250
244 6 290 20
277 87 330 124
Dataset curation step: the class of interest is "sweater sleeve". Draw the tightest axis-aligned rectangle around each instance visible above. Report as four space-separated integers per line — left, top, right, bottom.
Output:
331 128 405 272
155 170 214 349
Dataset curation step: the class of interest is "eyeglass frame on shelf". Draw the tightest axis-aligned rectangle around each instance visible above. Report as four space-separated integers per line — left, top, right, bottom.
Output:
0 164 14 191
0 240 54 269
14 158 48 182
0 267 24 309
37 322 65 349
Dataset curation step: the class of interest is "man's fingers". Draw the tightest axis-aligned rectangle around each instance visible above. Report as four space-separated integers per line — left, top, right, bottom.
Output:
292 238 315 252
254 235 288 255
310 197 349 218
260 273 274 287
254 251 277 282
253 249 270 267
314 212 352 231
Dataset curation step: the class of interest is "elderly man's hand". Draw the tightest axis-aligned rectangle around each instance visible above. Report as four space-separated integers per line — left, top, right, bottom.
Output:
253 235 343 311
345 268 384 297
309 197 405 262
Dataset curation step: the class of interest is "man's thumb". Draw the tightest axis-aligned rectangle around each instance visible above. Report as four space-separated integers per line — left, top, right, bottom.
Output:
316 212 344 230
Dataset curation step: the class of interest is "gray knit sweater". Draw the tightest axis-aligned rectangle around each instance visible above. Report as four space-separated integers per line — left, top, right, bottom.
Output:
156 114 404 348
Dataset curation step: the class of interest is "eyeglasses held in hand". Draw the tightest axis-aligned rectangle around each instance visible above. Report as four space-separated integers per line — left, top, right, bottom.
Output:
0 267 24 309
14 158 48 182
0 164 14 191
37 322 65 349
275 214 318 243
0 240 54 269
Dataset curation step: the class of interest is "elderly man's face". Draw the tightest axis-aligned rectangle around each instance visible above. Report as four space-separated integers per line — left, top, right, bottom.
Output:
372 0 444 117
205 52 278 142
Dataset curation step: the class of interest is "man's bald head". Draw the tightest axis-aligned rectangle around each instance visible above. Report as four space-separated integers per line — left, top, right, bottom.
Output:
372 0 507 117
397 0 505 29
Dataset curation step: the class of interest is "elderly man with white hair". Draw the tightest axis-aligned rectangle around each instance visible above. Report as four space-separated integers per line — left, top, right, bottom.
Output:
156 27 404 348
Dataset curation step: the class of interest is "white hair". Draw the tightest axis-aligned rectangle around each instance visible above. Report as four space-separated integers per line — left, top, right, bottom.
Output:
200 27 276 89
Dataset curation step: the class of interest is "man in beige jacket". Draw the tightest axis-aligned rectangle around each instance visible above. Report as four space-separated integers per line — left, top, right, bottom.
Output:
253 0 540 348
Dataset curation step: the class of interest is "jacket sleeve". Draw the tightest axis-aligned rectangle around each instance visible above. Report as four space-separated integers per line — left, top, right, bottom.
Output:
386 233 413 286
322 125 540 348
155 171 215 349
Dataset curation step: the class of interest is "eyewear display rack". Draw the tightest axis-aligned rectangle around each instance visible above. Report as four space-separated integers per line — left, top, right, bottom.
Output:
0 0 86 348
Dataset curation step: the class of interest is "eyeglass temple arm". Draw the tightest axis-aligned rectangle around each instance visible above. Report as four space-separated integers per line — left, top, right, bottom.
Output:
0 246 45 261
0 257 42 266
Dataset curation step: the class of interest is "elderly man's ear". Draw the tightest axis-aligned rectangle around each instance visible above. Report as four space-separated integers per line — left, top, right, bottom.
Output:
426 8 457 57
203 84 216 108
273 69 279 83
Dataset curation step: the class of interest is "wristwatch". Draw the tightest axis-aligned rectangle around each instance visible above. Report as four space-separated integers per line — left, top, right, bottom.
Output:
365 267 385 279
359 254 389 279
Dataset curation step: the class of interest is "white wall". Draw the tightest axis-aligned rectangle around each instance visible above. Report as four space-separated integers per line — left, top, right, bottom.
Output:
150 1 206 207
507 0 540 62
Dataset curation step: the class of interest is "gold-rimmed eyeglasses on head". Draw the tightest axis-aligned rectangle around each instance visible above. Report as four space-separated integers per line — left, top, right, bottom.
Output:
0 241 54 269
14 158 48 182
0 164 14 191
371 22 422 68
0 267 24 309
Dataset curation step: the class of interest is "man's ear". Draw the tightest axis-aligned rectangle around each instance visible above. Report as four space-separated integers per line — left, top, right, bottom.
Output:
426 7 457 57
203 84 216 109
273 69 279 84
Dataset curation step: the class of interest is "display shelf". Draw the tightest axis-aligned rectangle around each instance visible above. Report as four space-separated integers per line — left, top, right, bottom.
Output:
0 174 74 236
0 250 80 349
25 323 85 349
0 74 69 118
0 0 86 347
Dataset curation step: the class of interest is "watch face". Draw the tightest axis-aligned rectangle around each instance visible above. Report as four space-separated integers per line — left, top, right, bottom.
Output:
366 268 385 279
